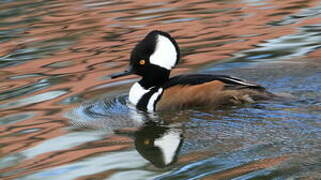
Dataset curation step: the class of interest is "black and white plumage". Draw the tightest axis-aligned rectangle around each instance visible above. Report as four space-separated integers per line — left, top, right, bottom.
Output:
111 30 274 112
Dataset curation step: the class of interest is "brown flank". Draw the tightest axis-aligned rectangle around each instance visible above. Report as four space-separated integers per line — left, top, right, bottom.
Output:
156 80 268 111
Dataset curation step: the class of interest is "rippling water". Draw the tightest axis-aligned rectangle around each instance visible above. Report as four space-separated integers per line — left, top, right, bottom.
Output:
1 0 321 179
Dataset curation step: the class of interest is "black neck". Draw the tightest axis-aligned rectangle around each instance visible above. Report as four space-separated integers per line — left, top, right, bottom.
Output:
139 68 170 89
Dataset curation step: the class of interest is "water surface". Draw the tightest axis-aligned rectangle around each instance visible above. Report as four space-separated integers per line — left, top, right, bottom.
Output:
1 0 321 179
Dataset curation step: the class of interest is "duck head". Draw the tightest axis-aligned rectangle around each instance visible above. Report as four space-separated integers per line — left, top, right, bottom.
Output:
111 30 180 88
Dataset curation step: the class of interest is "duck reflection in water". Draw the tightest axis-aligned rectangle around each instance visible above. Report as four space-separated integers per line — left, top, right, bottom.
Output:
134 121 183 168
67 97 184 168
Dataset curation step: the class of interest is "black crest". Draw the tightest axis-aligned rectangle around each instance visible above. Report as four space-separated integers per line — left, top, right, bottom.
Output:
129 30 180 76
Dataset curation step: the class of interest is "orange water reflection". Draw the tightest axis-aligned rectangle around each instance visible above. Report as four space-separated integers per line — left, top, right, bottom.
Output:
1 0 321 179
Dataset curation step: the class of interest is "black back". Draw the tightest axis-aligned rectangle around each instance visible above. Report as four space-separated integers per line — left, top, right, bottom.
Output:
163 74 265 90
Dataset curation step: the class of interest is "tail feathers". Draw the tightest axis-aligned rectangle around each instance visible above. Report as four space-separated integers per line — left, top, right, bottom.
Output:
270 92 297 101
240 90 296 103
249 90 297 103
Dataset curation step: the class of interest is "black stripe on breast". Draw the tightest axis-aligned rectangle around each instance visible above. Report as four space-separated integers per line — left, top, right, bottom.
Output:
136 87 160 111
163 74 265 90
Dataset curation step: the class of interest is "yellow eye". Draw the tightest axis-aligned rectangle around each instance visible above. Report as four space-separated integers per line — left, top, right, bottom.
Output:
139 59 145 65
144 139 150 145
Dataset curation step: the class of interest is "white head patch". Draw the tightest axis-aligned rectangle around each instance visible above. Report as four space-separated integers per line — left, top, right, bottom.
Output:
150 35 177 70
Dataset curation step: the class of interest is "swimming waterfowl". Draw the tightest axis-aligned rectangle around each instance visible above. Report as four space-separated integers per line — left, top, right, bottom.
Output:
111 30 273 112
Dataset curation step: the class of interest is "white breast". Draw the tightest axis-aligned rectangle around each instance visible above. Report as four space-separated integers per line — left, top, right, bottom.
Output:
128 82 163 112
147 88 163 111
129 83 149 105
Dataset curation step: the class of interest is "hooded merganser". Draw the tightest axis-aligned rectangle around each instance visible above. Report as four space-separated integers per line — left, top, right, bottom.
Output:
111 30 273 112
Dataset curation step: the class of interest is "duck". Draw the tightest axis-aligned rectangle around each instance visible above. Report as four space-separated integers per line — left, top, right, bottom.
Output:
110 30 273 112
